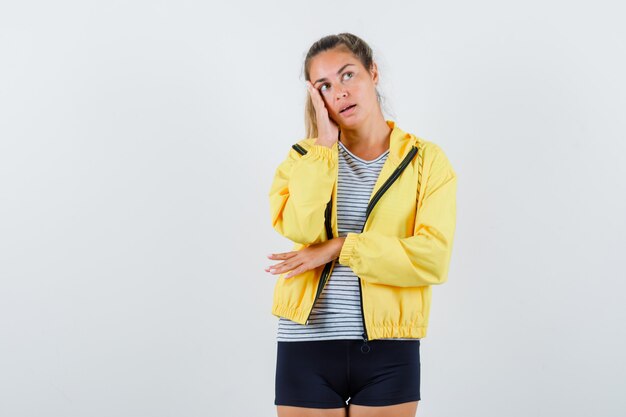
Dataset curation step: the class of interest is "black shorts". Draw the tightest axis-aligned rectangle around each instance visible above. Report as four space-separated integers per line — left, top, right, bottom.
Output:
275 339 420 408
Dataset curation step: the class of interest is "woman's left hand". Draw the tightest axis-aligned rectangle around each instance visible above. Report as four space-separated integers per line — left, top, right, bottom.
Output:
266 237 346 279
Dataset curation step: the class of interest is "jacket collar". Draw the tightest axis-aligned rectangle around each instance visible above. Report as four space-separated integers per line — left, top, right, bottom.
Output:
385 119 417 165
327 119 417 199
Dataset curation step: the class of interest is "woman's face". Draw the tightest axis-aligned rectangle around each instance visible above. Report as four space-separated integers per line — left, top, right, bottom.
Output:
308 47 379 129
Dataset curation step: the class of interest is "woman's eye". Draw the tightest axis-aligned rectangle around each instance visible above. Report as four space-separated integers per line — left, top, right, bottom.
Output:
318 74 351 93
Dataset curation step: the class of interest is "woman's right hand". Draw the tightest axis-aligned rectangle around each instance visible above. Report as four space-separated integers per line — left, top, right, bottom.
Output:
306 80 339 147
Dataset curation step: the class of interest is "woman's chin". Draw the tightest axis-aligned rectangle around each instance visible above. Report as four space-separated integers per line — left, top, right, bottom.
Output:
340 114 362 128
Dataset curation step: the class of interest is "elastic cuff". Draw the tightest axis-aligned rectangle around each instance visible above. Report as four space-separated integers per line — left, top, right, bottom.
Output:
339 233 359 265
301 143 335 161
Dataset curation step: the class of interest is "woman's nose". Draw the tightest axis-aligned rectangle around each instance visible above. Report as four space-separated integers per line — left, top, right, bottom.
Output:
336 89 348 99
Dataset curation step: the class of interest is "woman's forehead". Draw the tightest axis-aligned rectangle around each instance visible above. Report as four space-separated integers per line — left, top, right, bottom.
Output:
309 50 360 78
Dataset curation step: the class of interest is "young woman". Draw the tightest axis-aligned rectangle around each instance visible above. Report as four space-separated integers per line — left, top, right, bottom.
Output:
265 33 457 417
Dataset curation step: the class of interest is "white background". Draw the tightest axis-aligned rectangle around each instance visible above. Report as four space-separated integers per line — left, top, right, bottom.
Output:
1 1 625 416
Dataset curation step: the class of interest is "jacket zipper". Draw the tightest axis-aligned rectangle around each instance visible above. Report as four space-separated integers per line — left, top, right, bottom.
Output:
357 145 419 346
292 143 307 155
305 198 334 324
291 143 336 326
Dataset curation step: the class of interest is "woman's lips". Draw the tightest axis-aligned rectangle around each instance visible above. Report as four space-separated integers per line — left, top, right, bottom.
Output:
340 104 357 116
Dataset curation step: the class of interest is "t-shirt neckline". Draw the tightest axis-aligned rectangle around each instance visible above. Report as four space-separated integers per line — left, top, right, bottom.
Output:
338 140 389 164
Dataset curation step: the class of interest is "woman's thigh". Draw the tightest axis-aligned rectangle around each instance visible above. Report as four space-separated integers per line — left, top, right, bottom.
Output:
276 401 418 417
277 405 347 417
348 400 418 417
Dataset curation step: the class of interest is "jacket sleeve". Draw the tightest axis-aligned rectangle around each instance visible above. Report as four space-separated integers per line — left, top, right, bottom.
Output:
268 142 336 245
338 144 457 287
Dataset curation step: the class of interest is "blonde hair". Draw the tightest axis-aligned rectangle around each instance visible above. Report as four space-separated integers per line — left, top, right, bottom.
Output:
302 33 385 139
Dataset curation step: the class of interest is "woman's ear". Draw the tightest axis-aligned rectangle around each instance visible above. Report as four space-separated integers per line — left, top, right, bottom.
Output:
370 61 379 85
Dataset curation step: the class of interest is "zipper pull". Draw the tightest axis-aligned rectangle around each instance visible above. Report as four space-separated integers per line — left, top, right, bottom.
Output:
360 333 370 354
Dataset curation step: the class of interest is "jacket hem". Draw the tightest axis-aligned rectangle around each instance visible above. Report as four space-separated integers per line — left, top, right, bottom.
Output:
366 324 428 340
272 302 428 339
271 303 312 325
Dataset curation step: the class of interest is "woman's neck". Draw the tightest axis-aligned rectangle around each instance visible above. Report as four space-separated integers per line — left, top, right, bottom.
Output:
339 113 391 158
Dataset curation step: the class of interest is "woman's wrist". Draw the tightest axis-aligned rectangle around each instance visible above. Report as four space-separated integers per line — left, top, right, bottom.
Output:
333 237 346 258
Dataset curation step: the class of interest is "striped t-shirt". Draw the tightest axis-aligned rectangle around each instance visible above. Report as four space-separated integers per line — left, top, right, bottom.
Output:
277 140 418 342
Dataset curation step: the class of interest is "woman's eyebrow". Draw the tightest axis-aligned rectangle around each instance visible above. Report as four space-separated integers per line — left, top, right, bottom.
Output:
313 63 356 85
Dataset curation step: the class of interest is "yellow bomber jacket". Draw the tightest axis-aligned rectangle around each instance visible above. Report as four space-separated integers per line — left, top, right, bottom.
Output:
268 120 457 341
